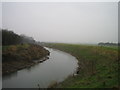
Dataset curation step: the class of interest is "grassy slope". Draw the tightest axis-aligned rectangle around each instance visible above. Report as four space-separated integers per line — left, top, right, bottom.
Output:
2 44 49 75
45 43 119 88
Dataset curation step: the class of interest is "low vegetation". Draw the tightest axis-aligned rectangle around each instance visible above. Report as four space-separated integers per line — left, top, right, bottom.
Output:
2 44 49 75
44 43 119 88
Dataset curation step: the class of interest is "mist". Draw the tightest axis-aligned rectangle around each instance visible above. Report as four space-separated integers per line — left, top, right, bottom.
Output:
2 2 118 44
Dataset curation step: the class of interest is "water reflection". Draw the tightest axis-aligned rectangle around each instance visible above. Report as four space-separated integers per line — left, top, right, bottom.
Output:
3 71 18 80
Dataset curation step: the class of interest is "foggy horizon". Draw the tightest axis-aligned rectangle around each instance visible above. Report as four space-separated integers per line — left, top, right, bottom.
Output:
1 2 118 44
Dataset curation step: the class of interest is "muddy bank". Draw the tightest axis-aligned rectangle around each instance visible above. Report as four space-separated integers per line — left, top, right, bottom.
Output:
2 44 50 75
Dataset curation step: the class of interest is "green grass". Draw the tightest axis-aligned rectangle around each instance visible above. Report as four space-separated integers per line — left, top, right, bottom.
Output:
44 43 119 88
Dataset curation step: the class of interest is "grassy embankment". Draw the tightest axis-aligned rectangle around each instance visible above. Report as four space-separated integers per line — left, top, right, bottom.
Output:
2 44 49 75
45 43 119 88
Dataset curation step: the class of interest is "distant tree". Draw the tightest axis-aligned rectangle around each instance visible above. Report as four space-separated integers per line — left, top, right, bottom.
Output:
0 29 2 45
2 29 36 46
2 29 22 45
20 34 35 44
98 42 118 46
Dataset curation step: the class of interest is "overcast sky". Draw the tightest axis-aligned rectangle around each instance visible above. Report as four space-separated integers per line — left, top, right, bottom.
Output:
2 2 118 44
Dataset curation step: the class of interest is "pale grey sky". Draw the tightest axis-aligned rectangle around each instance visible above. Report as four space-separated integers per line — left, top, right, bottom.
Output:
2 2 118 44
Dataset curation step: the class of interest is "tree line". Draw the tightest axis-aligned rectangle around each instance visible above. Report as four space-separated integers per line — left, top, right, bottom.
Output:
1 29 36 46
98 42 119 46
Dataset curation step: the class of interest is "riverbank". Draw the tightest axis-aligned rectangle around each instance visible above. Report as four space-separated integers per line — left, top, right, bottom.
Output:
2 44 50 75
44 43 119 88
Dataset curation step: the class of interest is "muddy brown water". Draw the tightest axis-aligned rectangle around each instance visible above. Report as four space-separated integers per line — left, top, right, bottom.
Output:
2 47 78 88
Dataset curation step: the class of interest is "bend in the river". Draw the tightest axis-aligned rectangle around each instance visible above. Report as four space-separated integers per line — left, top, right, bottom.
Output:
3 47 78 88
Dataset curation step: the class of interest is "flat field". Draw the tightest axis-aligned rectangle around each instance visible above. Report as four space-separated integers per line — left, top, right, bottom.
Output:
45 43 119 88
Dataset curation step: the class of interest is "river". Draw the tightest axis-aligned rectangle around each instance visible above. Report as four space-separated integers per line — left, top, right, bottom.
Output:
2 47 78 88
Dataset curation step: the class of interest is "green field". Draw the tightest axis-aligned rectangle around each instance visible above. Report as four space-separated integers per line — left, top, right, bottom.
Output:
44 43 119 88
